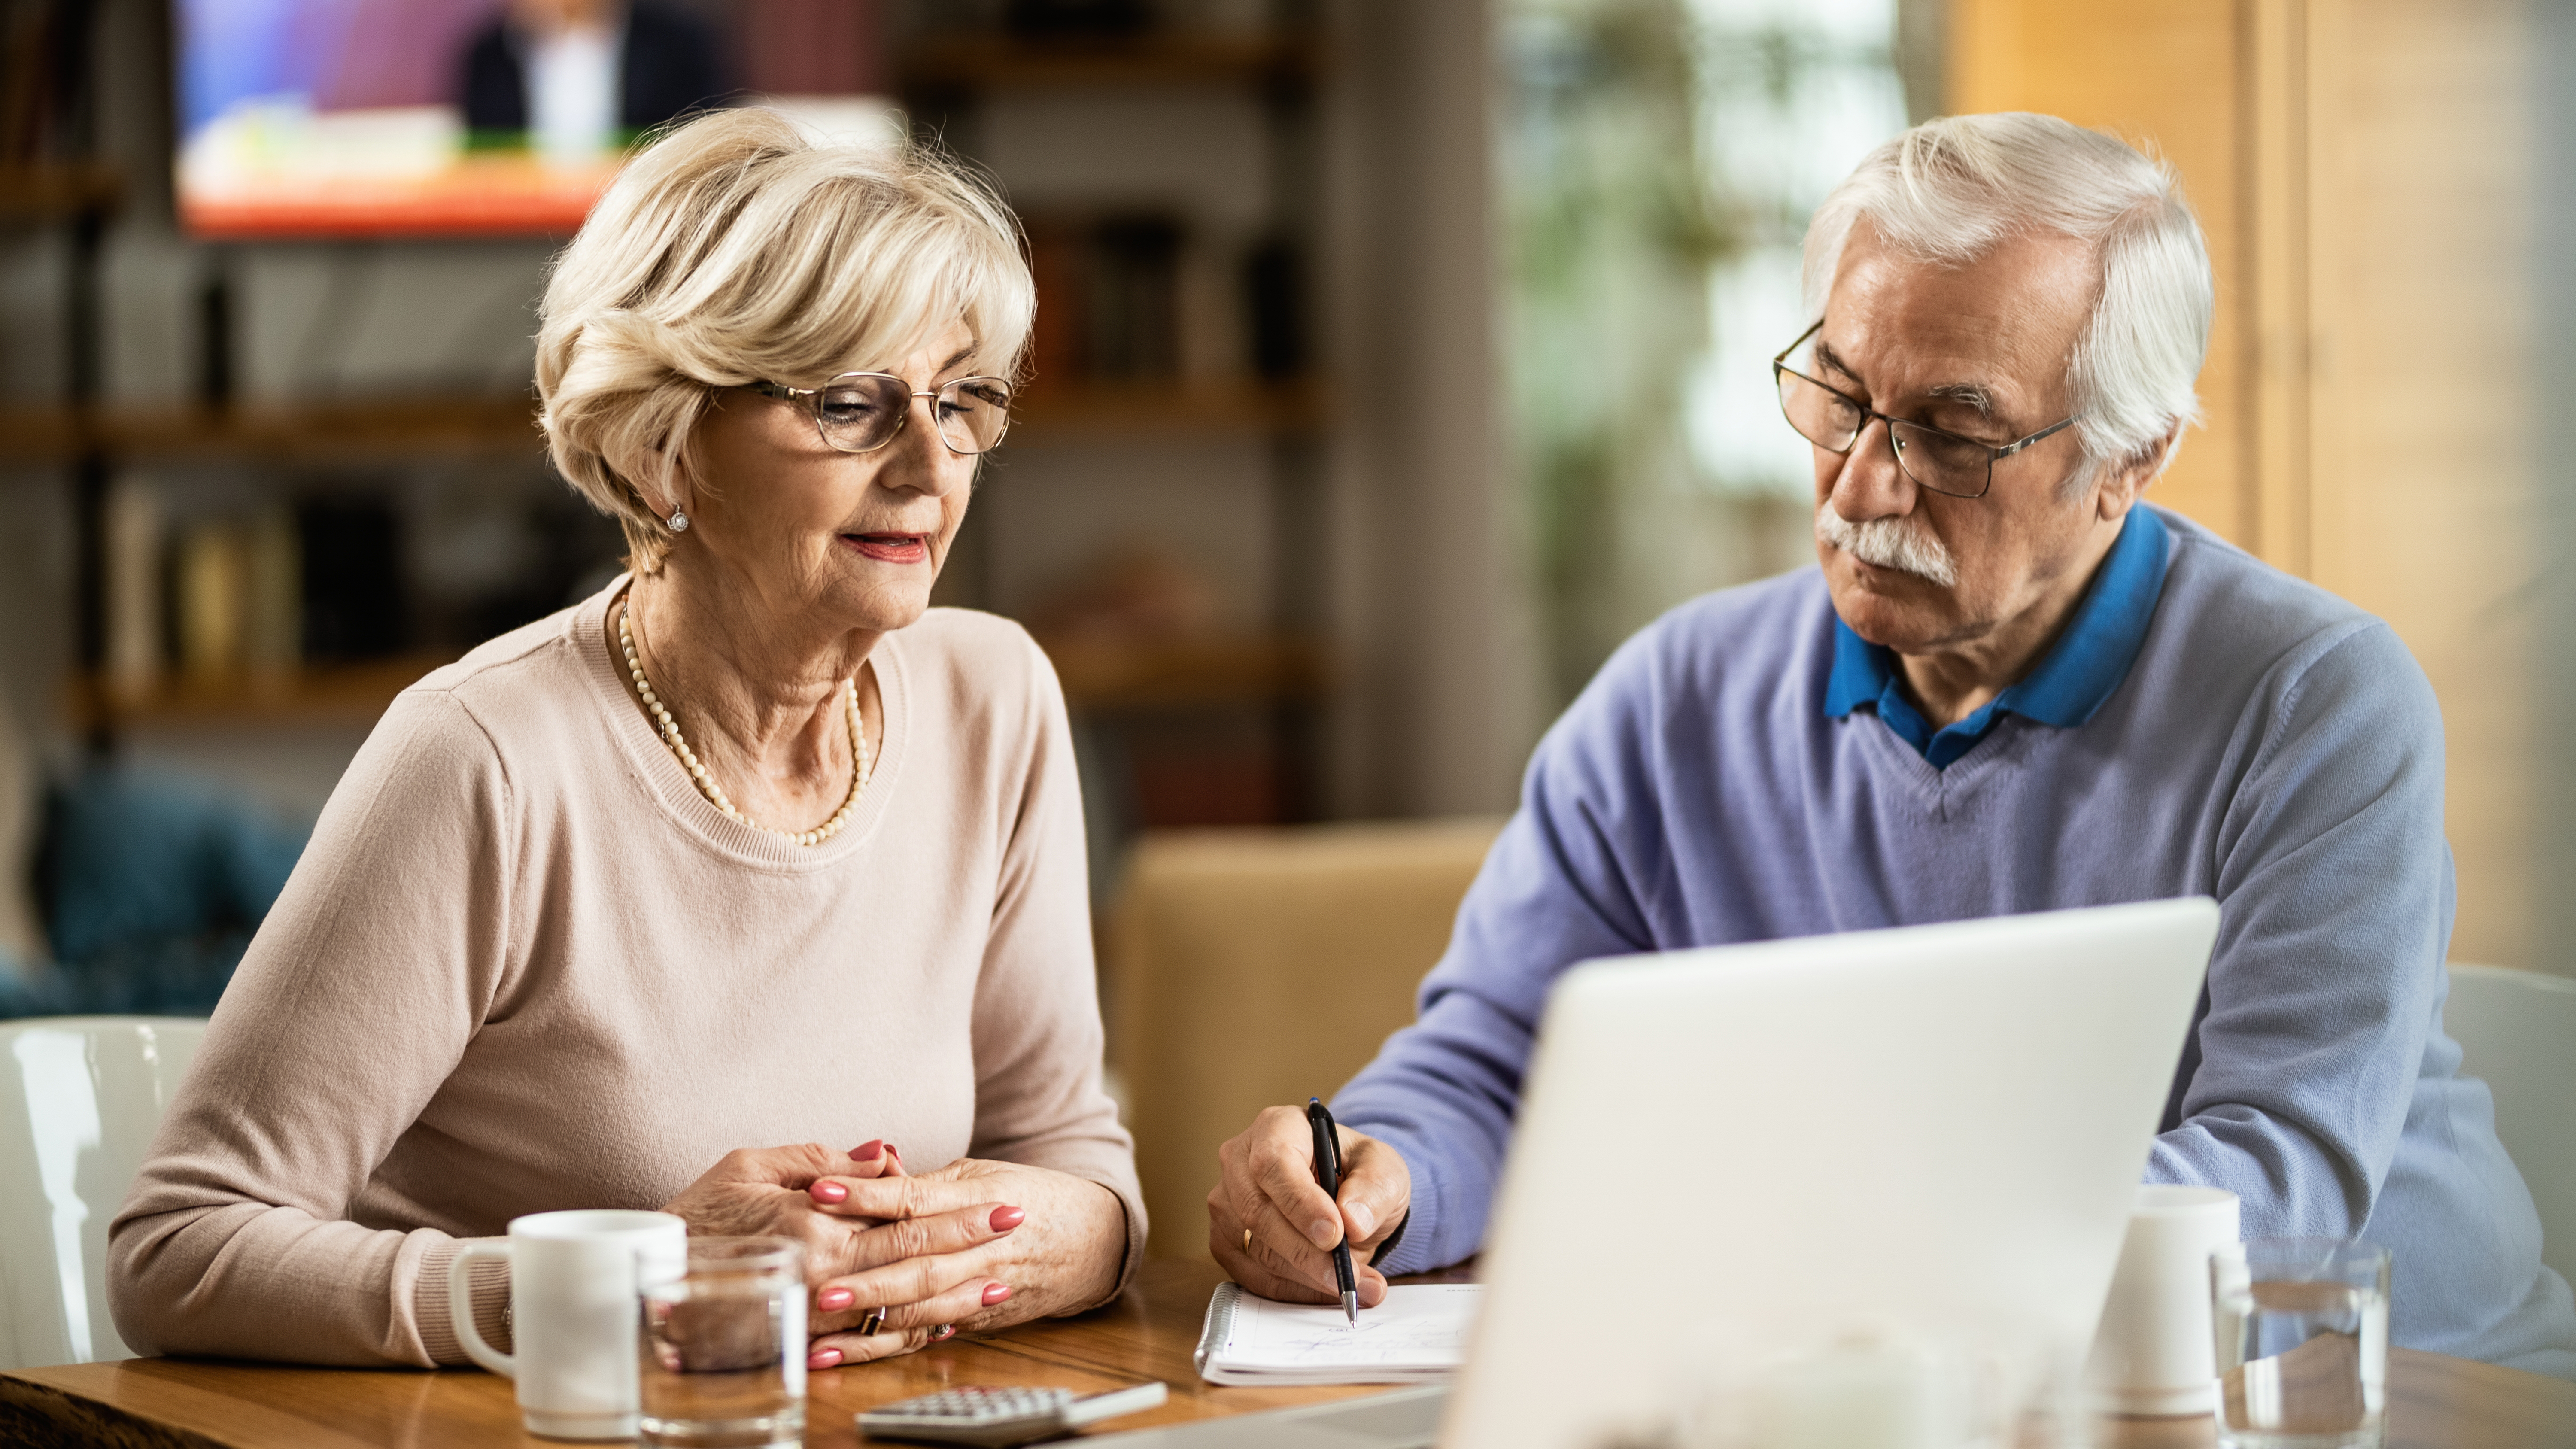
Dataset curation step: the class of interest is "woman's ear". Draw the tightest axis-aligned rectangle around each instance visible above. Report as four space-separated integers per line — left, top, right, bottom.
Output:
648 435 698 523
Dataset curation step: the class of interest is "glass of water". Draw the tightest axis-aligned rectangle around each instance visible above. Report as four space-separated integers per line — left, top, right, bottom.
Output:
2209 1238 2389 1449
638 1237 807 1449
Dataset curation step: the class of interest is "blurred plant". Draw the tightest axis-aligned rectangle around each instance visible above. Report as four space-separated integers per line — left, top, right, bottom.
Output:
1500 0 1909 705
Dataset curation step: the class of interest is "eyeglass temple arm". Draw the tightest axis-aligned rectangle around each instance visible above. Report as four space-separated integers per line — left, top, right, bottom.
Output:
1775 317 1825 366
1992 416 2080 459
750 379 1003 402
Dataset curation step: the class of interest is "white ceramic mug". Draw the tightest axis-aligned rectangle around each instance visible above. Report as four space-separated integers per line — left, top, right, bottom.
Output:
2083 1185 2241 1415
449 1209 688 1440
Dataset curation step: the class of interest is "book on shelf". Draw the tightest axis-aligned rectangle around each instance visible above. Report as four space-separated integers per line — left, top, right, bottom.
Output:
1024 210 1305 398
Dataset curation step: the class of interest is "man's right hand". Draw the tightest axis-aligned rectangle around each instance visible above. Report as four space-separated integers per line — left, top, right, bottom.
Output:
1207 1106 1411 1306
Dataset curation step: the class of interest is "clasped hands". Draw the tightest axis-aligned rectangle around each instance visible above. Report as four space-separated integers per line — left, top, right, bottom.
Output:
660 1142 1124 1369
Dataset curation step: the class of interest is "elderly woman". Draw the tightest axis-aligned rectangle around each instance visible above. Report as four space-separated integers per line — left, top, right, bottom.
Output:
108 109 1139 1371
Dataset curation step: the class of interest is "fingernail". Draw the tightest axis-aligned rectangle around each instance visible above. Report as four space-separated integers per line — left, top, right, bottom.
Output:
989 1205 1025 1233
887 1142 902 1160
810 1180 847 1203
1347 1203 1376 1238
981 1282 1012 1306
817 1288 854 1311
808 1348 841 1370
853 1140 883 1161
1310 1218 1339 1248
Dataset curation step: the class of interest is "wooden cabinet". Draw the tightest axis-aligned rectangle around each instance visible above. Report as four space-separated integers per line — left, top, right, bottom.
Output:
1952 0 2542 966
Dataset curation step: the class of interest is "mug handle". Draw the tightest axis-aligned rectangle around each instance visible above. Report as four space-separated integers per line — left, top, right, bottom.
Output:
448 1241 516 1379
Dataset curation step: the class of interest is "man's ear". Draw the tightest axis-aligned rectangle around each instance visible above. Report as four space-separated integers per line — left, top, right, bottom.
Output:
2097 426 2181 522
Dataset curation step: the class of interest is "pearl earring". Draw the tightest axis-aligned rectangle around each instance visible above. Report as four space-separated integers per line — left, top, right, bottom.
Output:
667 509 689 533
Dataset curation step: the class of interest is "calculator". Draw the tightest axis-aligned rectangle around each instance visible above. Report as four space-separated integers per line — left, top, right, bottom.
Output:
856 1382 1169 1446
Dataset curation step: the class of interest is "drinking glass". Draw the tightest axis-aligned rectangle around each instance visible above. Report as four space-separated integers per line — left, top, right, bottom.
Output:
2209 1238 2389 1449
638 1237 807 1449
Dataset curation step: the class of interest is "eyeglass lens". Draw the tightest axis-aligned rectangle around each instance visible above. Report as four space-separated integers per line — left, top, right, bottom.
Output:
1776 370 1991 498
814 374 1013 455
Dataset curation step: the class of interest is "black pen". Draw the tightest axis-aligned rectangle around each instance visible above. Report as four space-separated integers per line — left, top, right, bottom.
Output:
1306 1097 1360 1326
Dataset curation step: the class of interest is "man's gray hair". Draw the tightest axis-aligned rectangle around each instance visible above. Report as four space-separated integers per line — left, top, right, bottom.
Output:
1804 112 2214 482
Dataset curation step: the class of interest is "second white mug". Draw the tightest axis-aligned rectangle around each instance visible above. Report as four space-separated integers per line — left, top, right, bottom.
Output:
2083 1184 2241 1415
449 1209 689 1440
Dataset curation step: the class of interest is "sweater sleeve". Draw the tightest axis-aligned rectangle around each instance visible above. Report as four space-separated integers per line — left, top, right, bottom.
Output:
107 689 518 1367
1331 631 1666 1275
963 634 1146 1301
2145 623 2450 1234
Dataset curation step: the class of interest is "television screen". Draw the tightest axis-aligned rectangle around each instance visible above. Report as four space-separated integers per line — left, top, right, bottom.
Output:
174 0 892 239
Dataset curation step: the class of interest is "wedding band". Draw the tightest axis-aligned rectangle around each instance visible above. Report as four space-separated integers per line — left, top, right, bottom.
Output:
932 1324 956 1343
858 1307 887 1337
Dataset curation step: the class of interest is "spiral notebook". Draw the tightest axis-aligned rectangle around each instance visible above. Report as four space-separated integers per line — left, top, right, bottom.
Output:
1192 1281 1485 1385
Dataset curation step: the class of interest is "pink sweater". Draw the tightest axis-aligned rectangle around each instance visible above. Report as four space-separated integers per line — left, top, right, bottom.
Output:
107 582 1144 1367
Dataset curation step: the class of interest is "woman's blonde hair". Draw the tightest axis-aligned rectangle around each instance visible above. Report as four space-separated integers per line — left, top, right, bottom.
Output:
536 108 1033 572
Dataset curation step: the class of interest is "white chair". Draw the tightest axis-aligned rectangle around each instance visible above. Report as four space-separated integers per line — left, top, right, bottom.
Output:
2445 965 2576 1287
0 1016 205 1370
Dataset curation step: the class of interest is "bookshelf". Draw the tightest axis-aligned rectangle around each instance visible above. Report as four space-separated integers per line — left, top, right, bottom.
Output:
1009 378 1324 440
0 399 546 465
0 164 122 222
11 8 1356 843
900 11 1335 832
0 380 1322 465
64 654 460 732
901 32 1318 91
64 635 1322 734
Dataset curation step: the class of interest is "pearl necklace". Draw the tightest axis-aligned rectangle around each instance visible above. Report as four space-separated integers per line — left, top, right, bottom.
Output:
618 601 869 847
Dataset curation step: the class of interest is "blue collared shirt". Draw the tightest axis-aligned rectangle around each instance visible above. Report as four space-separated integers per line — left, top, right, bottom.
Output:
1823 506 2172 768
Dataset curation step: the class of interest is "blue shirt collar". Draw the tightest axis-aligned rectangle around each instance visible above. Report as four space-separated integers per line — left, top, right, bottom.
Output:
1823 505 2172 768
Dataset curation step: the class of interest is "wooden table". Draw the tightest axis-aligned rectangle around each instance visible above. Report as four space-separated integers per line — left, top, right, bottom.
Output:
5 1259 2572 1448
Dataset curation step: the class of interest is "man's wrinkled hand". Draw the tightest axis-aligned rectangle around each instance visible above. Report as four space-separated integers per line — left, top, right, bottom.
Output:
1207 1106 1409 1306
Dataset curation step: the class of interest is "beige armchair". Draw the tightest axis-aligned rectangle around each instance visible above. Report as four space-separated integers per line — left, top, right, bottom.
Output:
1107 817 1503 1259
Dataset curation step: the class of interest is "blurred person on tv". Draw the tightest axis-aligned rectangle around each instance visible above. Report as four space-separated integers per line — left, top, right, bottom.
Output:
459 0 729 163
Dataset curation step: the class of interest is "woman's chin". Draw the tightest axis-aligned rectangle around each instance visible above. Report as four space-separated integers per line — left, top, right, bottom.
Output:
833 581 936 635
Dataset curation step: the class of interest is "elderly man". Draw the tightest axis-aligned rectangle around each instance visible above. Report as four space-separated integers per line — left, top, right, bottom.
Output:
1209 112 2576 1376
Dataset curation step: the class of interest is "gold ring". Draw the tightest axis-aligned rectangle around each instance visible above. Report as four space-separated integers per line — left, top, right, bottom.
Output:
858 1307 887 1337
1242 1228 1253 1251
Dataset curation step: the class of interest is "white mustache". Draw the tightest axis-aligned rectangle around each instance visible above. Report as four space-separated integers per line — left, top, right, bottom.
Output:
1814 501 1958 588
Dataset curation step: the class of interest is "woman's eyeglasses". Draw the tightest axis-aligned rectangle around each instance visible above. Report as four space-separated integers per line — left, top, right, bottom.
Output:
750 372 1015 456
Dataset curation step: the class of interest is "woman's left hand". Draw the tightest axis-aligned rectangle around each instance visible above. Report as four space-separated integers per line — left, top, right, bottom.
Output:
799 1158 1127 1367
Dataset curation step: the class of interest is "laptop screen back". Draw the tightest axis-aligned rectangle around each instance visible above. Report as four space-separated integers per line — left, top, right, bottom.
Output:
1446 899 2220 1448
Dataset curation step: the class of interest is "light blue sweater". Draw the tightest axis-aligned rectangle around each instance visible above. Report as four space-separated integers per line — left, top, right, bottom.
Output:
1336 506 2576 1377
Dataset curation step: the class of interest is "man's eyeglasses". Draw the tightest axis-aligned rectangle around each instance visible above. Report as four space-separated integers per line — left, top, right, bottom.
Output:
750 372 1015 456
1771 320 2076 499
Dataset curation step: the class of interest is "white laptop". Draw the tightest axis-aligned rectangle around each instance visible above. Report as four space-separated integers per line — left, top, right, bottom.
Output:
1091 898 2221 1448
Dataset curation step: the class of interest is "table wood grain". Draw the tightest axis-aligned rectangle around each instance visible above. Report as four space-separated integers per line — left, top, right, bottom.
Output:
5 1258 2571 1448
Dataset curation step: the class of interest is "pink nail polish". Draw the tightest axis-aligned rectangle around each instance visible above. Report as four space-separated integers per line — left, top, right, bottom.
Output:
853 1140 883 1161
887 1142 902 1160
811 1180 847 1203
818 1288 854 1311
981 1282 1012 1307
808 1348 841 1370
989 1205 1025 1232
